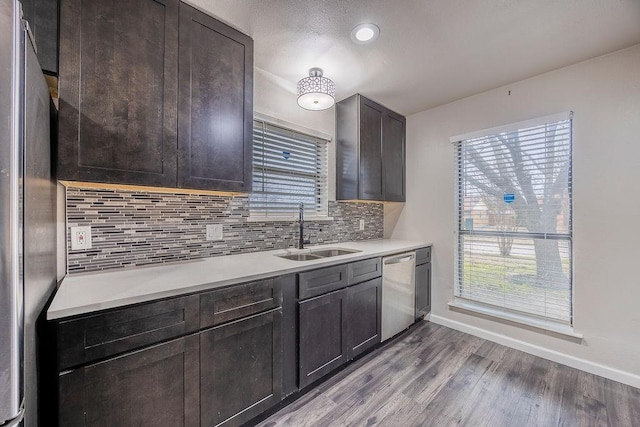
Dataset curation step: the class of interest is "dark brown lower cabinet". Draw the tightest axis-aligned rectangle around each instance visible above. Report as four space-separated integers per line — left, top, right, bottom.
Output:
52 256 417 425
415 261 432 319
58 335 200 427
346 278 382 359
298 289 348 389
200 309 282 427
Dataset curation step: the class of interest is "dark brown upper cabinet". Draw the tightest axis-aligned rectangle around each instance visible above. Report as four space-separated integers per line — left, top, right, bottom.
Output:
336 94 406 202
21 0 59 75
57 0 179 187
178 2 253 192
56 0 253 192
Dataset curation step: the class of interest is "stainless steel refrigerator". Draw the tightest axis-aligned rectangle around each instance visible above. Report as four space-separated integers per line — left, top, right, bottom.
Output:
0 0 57 426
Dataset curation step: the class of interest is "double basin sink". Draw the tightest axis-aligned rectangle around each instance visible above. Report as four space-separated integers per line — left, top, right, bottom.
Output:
277 248 361 261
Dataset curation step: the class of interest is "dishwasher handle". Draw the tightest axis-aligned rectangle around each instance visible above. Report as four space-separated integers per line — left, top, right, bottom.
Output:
384 253 416 265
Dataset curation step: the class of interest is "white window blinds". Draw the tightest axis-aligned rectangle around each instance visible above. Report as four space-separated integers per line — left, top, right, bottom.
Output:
453 112 573 324
250 119 329 220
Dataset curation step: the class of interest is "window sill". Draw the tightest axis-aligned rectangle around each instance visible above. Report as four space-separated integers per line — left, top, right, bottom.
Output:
448 299 583 341
246 216 334 223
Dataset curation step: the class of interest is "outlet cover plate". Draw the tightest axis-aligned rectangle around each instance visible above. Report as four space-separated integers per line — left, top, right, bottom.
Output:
359 219 365 231
70 226 92 250
206 224 223 241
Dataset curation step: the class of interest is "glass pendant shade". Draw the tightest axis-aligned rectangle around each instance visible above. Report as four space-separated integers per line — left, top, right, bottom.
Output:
297 68 336 111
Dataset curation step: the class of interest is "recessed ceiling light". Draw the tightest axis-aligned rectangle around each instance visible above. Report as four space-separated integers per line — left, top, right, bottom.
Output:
351 23 380 44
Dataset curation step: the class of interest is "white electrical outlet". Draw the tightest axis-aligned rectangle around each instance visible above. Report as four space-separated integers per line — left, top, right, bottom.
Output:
359 219 365 231
70 226 92 250
206 224 223 241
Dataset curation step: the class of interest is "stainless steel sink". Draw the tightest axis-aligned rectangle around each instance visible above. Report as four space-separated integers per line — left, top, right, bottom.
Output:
277 253 324 261
308 248 361 257
276 248 361 261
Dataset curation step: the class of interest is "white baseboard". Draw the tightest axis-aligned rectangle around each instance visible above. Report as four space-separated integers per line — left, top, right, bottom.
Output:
429 314 640 389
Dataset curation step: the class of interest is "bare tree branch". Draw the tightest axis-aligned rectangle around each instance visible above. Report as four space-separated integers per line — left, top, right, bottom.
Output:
466 176 503 198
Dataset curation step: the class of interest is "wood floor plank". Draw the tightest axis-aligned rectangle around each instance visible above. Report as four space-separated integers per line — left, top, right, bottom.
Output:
604 378 640 426
575 370 609 426
440 349 525 426
523 359 564 425
554 363 582 426
371 391 425 427
259 389 337 427
501 352 558 426
319 355 425 426
413 352 496 425
404 334 486 405
256 322 640 427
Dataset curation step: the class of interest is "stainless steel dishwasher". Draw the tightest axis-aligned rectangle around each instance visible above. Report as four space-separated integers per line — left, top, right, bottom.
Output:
381 252 416 341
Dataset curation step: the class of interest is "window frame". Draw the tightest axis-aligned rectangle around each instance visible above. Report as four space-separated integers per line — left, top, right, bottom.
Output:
248 114 332 222
450 112 575 333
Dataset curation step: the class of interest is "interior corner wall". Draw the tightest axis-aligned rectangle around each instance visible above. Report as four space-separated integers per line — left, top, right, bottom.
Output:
391 44 640 386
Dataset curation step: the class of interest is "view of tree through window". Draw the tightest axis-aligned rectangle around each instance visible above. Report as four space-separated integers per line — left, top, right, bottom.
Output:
455 113 573 323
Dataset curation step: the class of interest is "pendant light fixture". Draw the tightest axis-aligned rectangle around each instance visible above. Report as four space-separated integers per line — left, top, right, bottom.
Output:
296 68 336 110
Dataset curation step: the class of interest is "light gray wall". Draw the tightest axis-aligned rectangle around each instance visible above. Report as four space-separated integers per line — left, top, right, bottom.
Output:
390 44 640 386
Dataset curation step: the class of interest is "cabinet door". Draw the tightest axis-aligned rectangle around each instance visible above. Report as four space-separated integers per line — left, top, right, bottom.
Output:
298 289 348 389
280 275 298 398
200 309 282 427
178 3 253 192
335 94 359 200
346 278 382 360
358 98 384 200
382 111 406 201
415 262 431 319
21 0 59 74
58 0 179 186
58 335 199 427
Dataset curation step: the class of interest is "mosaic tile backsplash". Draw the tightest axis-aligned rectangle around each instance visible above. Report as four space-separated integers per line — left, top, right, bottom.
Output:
66 187 384 274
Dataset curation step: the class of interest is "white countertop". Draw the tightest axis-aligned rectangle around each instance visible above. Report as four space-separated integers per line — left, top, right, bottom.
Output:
48 239 431 320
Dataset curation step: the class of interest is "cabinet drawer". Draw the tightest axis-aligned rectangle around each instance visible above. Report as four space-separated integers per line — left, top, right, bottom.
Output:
200 278 282 328
416 247 432 265
298 264 348 300
347 257 381 285
57 295 199 370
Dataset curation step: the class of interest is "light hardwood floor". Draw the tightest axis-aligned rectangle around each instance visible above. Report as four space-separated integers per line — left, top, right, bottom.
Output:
258 322 640 427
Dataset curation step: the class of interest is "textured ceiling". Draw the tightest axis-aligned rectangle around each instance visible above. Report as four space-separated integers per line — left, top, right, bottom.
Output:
190 0 640 115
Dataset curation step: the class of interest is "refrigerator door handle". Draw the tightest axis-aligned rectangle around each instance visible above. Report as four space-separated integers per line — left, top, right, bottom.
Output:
0 0 25 422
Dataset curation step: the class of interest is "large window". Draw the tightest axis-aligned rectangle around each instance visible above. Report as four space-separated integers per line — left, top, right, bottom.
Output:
453 112 573 325
250 118 329 220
